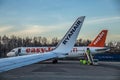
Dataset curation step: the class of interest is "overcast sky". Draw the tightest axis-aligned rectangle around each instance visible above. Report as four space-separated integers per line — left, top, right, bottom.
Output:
0 0 120 42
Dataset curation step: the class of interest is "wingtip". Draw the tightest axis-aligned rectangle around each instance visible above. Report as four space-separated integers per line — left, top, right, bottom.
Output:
78 16 85 18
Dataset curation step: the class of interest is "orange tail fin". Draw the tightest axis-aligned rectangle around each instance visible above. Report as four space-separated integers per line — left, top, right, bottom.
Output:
88 30 108 47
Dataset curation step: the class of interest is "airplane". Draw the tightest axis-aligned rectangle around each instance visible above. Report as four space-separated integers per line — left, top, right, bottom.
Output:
0 16 85 73
7 30 109 63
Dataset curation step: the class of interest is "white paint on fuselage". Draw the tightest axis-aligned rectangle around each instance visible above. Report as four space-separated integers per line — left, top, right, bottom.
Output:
7 47 108 58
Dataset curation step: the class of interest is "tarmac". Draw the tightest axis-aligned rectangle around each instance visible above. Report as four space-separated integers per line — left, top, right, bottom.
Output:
0 60 120 80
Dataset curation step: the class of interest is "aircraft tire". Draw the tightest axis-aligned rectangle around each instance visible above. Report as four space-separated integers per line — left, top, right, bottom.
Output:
52 59 58 64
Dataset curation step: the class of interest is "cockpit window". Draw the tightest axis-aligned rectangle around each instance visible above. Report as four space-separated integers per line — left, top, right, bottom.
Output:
11 50 15 52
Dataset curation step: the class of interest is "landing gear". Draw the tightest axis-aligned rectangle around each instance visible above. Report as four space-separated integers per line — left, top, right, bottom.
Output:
52 59 58 64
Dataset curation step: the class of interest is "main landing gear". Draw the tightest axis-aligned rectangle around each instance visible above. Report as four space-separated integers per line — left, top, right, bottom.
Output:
52 59 58 64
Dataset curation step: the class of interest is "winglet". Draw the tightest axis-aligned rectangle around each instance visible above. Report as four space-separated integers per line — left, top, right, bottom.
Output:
88 30 108 47
53 16 85 54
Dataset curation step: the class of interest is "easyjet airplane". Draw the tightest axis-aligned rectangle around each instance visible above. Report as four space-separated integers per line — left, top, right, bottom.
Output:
7 30 109 63
0 16 85 73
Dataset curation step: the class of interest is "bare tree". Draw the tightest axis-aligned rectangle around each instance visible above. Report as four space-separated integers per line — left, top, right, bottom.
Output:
51 37 59 46
41 37 47 46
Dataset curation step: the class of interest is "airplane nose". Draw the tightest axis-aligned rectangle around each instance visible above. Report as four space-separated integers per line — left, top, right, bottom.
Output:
6 52 11 57
7 52 16 57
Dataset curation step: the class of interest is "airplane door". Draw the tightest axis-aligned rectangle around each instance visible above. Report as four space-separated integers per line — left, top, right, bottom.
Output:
16 48 21 56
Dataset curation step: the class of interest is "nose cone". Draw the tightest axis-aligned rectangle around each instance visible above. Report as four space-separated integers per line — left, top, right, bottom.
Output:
7 52 16 57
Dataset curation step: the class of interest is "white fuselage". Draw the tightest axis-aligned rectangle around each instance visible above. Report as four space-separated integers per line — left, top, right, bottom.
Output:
7 47 109 58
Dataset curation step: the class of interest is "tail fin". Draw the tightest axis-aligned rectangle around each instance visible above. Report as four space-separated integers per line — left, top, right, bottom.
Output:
88 30 108 47
53 16 85 54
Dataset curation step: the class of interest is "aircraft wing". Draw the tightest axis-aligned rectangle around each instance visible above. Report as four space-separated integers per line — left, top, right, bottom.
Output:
0 16 85 73
0 52 56 73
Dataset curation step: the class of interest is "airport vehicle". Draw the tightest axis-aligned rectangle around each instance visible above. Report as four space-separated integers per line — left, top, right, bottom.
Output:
7 30 109 63
0 16 85 73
